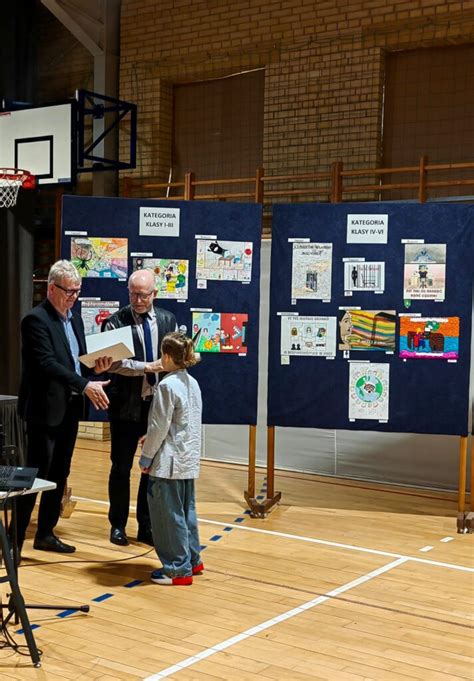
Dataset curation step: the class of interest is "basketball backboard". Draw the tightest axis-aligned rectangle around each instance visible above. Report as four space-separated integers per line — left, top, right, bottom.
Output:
0 102 74 185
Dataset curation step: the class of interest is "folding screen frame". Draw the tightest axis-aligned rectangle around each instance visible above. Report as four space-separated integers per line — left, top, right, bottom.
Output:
266 199 473 530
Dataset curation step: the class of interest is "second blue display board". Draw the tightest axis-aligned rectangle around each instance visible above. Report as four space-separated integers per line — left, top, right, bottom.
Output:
267 202 473 436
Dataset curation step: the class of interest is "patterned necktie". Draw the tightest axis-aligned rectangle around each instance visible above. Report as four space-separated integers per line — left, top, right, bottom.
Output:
140 313 156 386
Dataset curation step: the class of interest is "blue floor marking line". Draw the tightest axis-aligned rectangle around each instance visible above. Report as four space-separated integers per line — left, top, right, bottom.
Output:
92 593 114 602
124 579 143 588
256 495 264 500
17 582 144 633
57 609 79 618
243 509 252 515
15 510 252 635
16 624 40 634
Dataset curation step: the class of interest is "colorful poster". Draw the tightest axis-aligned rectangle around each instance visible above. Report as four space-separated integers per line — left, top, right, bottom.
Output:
192 312 248 354
280 315 337 357
348 363 390 421
192 312 220 353
344 261 385 293
399 316 459 360
220 313 248 353
71 237 128 279
291 242 333 300
81 301 120 335
403 243 446 301
196 239 253 282
133 257 189 300
339 310 396 352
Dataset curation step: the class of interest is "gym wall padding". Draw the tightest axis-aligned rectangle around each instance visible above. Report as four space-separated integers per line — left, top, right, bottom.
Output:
267 202 473 436
61 196 261 425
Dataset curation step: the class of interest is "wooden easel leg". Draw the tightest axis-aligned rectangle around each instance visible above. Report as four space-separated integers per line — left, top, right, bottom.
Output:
244 425 257 512
60 482 76 518
247 425 256 499
457 436 470 533
244 426 281 518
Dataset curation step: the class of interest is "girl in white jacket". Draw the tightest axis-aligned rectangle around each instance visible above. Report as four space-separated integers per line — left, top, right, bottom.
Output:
139 331 203 585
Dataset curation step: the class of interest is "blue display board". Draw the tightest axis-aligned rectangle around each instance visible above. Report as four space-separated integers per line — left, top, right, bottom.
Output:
267 203 473 436
61 196 261 425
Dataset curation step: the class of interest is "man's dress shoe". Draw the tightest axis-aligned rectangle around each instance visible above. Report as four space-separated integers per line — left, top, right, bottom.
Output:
33 534 76 553
136 528 154 546
110 527 129 546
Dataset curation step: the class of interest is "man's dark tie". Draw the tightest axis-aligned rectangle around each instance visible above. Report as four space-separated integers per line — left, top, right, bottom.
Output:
140 313 156 386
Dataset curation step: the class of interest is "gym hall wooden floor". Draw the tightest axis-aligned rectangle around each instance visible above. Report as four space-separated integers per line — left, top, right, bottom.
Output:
0 438 472 680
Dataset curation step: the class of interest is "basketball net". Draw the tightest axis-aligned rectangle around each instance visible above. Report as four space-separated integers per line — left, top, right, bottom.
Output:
0 168 36 208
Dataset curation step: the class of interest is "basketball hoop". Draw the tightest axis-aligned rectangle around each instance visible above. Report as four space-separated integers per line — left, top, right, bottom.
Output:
0 168 36 208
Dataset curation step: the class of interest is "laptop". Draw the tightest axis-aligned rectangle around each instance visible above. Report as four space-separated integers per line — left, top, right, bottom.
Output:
0 465 38 492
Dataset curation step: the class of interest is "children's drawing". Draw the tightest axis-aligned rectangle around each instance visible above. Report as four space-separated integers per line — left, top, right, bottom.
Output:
344 261 385 293
192 312 220 352
71 237 128 278
291 242 333 300
399 316 459 360
280 315 337 357
196 239 253 282
133 257 188 300
339 310 396 352
348 363 390 421
81 301 119 335
192 312 248 354
220 313 248 353
403 243 446 301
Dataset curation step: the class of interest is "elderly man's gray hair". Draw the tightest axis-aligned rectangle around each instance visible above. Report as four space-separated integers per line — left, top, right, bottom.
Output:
48 260 81 285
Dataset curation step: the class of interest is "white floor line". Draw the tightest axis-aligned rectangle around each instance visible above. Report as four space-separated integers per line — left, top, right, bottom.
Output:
72 495 474 573
419 545 434 552
142 557 408 680
197 518 474 573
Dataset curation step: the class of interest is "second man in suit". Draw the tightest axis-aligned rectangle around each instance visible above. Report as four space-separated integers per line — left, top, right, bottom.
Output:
98 269 177 546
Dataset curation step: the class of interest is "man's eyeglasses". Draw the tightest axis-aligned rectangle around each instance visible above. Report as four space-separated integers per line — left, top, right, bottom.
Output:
54 283 82 298
129 290 155 301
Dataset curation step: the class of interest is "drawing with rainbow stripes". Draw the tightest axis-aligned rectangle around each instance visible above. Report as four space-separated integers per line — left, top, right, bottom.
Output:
339 309 396 352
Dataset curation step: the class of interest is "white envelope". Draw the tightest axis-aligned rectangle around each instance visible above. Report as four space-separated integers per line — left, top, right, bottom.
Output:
79 326 134 368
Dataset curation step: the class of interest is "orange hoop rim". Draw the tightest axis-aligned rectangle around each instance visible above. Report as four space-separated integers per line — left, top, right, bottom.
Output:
0 167 36 189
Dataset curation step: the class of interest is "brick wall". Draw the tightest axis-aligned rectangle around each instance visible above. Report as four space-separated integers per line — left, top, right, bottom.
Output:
78 421 111 441
118 0 474 183
36 1 474 184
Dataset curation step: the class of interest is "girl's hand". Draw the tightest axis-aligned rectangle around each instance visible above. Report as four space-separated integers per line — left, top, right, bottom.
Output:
140 465 150 474
138 435 146 446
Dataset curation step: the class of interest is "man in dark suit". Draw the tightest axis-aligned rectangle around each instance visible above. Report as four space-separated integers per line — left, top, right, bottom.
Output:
96 269 176 547
17 260 110 554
